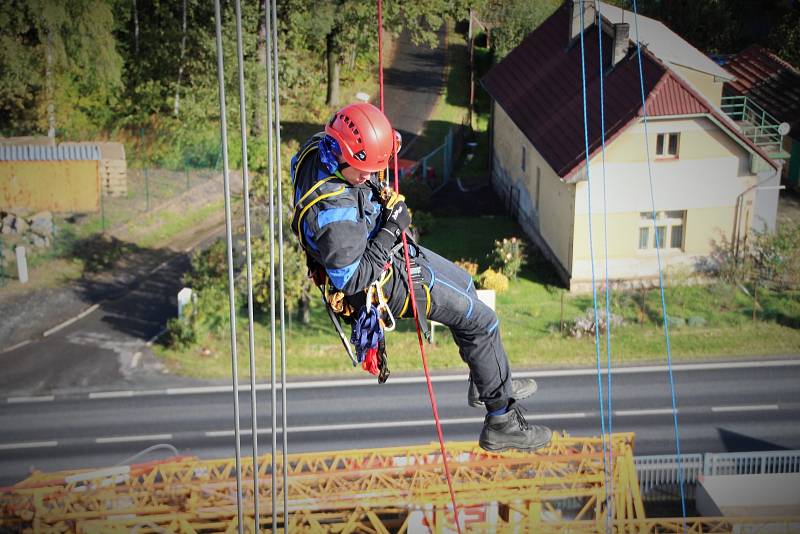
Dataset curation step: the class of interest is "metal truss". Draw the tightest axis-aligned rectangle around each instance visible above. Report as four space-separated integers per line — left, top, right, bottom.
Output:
2 433 799 533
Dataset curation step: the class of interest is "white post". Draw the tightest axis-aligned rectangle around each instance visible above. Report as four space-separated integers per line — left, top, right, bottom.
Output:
15 246 28 284
177 287 193 319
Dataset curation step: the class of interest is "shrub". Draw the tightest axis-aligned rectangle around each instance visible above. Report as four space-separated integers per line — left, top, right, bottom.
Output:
478 268 509 293
491 237 526 279
165 316 197 349
455 259 479 276
412 210 435 236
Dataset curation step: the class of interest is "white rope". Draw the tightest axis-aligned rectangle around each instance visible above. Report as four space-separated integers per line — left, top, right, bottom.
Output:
233 0 263 528
270 0 291 526
212 0 245 531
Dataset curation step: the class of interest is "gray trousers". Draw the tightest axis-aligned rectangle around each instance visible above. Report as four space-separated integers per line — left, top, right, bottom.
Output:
414 247 513 413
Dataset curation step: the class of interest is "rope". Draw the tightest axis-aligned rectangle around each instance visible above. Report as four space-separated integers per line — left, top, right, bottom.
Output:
377 0 384 112
212 0 245 531
630 0 688 528
233 0 262 528
377 5 461 530
263 0 280 529
594 0 616 521
576 0 612 524
269 0 291 525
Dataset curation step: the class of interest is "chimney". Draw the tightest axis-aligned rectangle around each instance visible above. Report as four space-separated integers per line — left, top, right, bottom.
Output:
611 23 630 67
569 0 596 45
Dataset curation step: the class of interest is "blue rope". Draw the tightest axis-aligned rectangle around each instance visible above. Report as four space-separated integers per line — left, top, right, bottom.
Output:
577 1 612 521
630 0 688 528
595 1 616 522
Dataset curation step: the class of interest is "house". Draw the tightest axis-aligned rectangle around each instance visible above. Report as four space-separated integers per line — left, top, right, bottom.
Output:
481 1 780 292
721 44 800 189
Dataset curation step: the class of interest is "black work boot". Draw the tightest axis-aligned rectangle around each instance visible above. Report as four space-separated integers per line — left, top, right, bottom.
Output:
468 377 538 408
479 400 552 452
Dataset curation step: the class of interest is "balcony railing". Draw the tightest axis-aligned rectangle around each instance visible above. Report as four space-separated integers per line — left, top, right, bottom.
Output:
721 95 790 159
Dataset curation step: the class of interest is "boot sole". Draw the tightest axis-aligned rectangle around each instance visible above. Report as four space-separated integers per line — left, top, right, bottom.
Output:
478 436 552 453
468 381 538 408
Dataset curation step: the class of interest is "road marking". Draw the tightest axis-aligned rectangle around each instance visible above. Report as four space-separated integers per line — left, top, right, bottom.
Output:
0 339 31 354
89 390 134 399
711 404 779 413
0 441 58 451
43 303 100 337
7 395 54 403
96 434 173 444
615 408 676 417
204 413 588 437
4 358 794 404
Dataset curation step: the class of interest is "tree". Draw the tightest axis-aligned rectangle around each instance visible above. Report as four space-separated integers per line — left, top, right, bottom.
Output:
281 0 469 107
0 0 123 137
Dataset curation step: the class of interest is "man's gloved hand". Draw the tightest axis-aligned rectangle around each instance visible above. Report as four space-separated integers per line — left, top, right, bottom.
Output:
381 199 411 238
373 196 412 249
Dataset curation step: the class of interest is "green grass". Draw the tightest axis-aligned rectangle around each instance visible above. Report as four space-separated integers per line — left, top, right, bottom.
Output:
155 215 800 380
131 200 225 249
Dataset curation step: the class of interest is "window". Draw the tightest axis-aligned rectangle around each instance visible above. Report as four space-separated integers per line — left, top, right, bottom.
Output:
656 133 680 158
535 167 541 208
638 210 685 251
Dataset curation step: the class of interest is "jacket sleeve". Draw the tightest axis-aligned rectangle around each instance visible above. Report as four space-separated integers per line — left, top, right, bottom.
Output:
309 190 394 295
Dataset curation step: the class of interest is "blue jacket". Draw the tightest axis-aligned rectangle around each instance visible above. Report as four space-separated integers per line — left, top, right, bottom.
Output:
291 135 405 299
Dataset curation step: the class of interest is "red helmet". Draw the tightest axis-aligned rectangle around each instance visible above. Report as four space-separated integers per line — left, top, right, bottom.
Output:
325 102 398 173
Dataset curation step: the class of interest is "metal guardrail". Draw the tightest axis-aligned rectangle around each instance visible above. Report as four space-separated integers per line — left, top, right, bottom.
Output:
635 450 800 497
704 449 800 476
720 95 789 158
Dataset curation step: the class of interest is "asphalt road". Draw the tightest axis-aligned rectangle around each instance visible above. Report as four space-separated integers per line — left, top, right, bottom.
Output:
2 359 799 487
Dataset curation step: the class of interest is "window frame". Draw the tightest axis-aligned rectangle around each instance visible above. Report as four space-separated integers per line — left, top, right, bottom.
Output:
655 132 680 159
637 210 686 252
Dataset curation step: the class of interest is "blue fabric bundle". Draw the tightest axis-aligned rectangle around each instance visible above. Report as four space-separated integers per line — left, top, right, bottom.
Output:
350 305 384 364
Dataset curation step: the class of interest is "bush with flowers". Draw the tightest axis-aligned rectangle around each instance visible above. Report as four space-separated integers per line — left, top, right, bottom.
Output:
491 237 526 280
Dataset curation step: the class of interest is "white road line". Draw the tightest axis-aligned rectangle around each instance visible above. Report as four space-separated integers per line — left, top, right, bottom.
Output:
89 390 134 399
1 358 785 403
0 339 31 354
43 303 100 337
711 404 779 413
0 441 58 451
96 434 173 444
615 408 676 417
204 413 588 437
7 395 54 403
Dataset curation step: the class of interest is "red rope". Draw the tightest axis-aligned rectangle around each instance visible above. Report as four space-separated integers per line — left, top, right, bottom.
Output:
377 0 384 112
378 3 461 526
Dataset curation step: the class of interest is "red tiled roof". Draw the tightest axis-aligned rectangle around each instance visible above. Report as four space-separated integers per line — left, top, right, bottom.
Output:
644 74 707 116
724 44 800 134
482 4 777 179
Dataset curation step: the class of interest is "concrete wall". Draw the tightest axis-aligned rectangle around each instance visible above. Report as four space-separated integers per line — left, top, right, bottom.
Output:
672 64 724 107
491 103 575 284
0 160 100 212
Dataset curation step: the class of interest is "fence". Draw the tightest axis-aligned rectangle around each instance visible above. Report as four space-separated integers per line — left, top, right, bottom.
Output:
398 121 472 194
634 449 800 502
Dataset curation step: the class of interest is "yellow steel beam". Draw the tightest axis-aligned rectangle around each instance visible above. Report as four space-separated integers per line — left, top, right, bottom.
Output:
9 433 789 534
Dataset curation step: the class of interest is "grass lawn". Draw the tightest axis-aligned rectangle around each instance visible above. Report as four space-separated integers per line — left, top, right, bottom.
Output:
155 215 800 380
